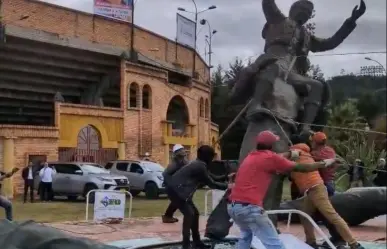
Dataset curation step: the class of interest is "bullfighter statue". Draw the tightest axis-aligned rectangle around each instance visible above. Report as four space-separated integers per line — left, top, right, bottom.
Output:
229 0 366 227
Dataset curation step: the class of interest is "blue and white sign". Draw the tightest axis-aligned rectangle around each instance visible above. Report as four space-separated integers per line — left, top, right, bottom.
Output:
94 191 126 221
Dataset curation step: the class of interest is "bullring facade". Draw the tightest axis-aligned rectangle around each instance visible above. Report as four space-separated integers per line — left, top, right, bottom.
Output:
0 0 220 197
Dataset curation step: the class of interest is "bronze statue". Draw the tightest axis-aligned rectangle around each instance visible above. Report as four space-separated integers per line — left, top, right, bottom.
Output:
229 0 366 226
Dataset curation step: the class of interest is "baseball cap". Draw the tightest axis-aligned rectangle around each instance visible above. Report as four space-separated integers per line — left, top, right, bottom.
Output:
172 144 184 153
256 130 280 146
312 132 327 143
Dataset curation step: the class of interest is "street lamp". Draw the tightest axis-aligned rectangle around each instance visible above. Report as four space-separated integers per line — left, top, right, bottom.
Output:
200 19 217 69
177 2 217 77
365 57 386 74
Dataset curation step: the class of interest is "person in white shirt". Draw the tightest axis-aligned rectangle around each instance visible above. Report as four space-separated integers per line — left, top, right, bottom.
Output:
22 161 35 203
39 162 56 201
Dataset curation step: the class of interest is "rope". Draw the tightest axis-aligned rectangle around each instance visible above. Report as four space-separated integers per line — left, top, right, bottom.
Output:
295 122 387 135
266 110 387 173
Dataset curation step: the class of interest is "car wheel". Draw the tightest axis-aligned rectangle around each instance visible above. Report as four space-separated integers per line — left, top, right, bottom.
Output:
130 190 141 197
84 184 98 203
145 182 159 199
67 195 78 201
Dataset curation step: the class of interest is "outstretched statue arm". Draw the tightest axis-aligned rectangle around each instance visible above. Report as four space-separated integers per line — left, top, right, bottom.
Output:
310 0 366 52
262 0 285 23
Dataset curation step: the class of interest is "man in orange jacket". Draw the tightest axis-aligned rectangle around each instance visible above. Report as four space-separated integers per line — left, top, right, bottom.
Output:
290 143 364 249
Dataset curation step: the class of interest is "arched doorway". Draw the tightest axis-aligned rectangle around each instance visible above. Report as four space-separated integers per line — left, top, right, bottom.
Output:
77 125 100 151
75 125 101 162
58 125 117 165
166 95 189 136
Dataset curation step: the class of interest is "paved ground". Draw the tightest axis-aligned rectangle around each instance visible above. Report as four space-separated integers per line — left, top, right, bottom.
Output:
47 216 386 244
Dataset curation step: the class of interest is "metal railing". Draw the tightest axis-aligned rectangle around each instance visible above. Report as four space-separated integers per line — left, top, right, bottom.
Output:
85 189 133 221
204 190 336 249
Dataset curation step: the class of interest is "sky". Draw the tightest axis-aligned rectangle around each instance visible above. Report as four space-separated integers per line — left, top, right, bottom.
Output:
42 0 386 78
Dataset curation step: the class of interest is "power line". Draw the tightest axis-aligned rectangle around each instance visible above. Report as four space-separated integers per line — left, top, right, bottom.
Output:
197 50 387 75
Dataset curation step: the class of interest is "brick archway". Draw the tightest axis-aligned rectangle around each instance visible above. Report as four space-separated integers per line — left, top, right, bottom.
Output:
59 125 117 165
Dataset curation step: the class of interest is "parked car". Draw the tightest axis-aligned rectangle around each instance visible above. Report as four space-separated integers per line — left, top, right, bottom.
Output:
105 160 165 199
34 162 130 202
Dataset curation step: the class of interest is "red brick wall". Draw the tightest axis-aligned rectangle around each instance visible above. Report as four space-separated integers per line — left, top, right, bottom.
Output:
124 63 212 164
2 0 210 81
13 138 58 193
0 125 59 194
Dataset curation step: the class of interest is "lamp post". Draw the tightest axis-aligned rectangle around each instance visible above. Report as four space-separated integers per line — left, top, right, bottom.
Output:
200 19 217 70
177 2 216 78
364 57 386 75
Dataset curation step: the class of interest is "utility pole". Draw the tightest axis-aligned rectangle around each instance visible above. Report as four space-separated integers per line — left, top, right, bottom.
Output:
177 2 216 78
200 19 217 71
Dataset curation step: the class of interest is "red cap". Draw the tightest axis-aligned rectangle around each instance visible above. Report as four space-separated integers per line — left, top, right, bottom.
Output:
312 132 327 143
256 130 280 146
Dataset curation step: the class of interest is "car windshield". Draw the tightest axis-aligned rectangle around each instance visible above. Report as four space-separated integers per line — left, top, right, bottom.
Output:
142 162 164 172
80 164 109 174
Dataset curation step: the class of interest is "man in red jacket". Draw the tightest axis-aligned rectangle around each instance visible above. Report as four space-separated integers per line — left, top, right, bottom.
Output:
311 132 337 196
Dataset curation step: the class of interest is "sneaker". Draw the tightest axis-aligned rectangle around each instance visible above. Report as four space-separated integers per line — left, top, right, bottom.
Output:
321 238 346 248
349 243 365 249
192 242 211 249
306 242 318 249
162 215 178 223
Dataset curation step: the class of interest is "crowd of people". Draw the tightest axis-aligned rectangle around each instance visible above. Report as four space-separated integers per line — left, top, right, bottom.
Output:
0 130 385 249
162 131 386 249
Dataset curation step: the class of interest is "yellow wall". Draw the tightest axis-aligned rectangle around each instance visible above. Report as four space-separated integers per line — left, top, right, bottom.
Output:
57 104 124 149
211 123 221 158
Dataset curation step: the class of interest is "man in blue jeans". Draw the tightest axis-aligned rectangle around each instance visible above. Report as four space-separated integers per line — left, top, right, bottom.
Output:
0 168 18 221
228 131 337 249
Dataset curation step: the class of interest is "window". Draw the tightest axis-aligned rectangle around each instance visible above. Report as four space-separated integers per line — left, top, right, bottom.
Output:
129 163 144 174
128 83 139 108
105 162 113 169
205 99 209 119
53 164 81 175
116 162 129 171
199 98 204 117
142 84 152 109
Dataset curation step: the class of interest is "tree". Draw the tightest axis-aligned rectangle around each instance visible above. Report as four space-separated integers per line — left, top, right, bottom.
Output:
307 64 325 81
324 100 386 190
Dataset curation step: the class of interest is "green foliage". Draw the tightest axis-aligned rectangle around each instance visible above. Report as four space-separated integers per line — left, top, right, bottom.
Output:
324 100 386 191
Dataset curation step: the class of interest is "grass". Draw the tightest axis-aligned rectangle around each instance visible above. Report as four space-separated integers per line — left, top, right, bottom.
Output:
1 182 292 223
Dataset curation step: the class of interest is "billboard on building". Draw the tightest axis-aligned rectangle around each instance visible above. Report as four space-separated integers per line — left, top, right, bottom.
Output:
176 13 196 48
94 0 133 22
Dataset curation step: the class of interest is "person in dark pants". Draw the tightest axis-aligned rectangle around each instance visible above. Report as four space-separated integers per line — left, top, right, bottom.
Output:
168 145 230 249
373 158 386 187
39 162 56 201
348 159 365 188
22 162 35 203
162 144 189 223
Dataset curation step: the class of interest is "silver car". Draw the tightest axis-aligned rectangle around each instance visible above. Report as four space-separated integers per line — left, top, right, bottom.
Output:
105 160 165 199
34 162 130 202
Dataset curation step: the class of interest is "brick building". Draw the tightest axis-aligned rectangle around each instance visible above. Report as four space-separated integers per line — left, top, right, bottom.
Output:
0 0 220 197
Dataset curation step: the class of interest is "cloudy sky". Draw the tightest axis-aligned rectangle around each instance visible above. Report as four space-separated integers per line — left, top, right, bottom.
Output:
43 0 386 78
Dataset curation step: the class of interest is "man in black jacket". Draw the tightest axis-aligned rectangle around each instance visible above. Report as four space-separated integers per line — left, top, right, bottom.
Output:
162 144 189 223
373 158 386 187
348 159 365 188
168 145 230 249
22 162 35 203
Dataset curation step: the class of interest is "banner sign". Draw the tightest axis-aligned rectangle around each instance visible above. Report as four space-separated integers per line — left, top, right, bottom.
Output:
176 13 196 48
93 191 126 221
94 0 133 22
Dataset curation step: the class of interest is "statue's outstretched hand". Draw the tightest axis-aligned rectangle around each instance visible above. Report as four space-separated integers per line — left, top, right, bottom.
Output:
351 0 366 21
